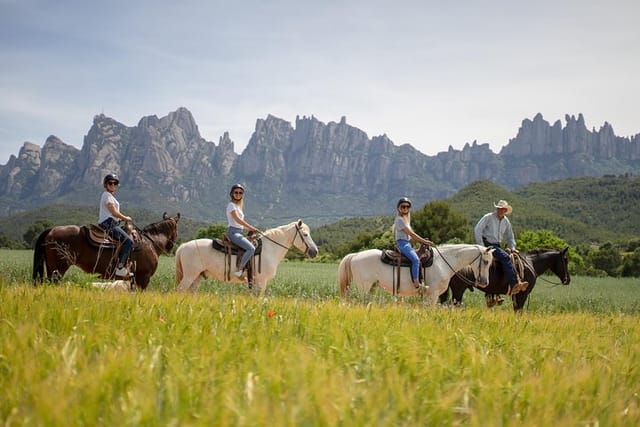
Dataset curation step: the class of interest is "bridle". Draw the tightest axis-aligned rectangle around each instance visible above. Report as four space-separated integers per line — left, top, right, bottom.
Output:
131 218 179 254
258 223 313 256
433 245 489 288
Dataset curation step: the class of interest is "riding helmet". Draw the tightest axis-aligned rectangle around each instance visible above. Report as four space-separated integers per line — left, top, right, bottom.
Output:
397 197 412 208
230 183 245 196
103 173 119 185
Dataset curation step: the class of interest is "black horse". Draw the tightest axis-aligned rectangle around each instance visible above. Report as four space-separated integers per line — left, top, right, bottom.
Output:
440 248 570 311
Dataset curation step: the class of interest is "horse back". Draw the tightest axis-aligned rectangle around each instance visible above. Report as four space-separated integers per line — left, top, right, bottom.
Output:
46 224 85 242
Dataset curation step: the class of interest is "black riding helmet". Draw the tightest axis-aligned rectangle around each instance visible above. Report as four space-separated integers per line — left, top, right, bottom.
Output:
230 183 245 197
397 197 412 208
103 173 119 185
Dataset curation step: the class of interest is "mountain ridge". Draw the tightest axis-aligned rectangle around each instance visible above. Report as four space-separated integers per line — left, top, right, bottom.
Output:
1 108 638 226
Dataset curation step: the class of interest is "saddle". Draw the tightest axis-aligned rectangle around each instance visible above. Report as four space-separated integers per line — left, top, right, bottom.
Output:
84 224 138 249
380 243 433 295
380 244 433 268
511 252 525 279
212 234 262 282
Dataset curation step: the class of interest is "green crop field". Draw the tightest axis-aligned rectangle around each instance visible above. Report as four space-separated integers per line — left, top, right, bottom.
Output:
1 250 639 426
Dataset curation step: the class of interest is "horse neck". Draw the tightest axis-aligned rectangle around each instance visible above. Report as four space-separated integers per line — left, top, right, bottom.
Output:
142 221 176 254
527 251 554 275
262 225 295 261
439 245 482 270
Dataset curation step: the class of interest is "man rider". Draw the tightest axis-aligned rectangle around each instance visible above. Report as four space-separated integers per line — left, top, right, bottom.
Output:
474 200 528 296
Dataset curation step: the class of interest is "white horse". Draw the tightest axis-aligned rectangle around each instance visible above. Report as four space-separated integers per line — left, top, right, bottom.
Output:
175 220 318 294
338 244 493 304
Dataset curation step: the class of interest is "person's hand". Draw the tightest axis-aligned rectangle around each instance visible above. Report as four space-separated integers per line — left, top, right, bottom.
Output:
423 238 433 246
123 215 132 222
512 248 520 254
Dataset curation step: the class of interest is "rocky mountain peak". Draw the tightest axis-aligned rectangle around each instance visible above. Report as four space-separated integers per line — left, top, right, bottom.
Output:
0 109 638 224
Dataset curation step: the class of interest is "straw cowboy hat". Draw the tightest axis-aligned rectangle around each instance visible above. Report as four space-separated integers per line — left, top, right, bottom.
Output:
494 200 513 215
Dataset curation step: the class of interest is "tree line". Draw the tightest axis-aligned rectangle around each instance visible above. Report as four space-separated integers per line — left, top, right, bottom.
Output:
6 202 640 277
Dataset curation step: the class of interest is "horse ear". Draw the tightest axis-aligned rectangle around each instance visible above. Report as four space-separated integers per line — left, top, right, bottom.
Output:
297 219 302 227
176 213 181 220
163 212 167 219
563 247 568 254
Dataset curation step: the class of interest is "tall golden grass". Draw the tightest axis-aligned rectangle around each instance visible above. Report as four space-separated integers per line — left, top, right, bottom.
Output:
1 250 639 425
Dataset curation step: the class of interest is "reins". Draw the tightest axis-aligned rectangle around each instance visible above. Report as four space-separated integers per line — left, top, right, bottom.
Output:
131 219 178 253
256 223 310 255
432 245 487 288
535 275 564 287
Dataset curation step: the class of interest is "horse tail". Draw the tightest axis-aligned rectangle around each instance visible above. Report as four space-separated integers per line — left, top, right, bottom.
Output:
338 253 354 298
32 228 52 286
175 244 184 289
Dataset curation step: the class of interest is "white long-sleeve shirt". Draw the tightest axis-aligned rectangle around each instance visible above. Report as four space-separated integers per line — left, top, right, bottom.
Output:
474 211 516 249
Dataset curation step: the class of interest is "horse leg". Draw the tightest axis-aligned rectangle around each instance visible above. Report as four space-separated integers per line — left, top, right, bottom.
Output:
438 287 451 305
188 275 204 292
176 273 199 292
46 255 71 283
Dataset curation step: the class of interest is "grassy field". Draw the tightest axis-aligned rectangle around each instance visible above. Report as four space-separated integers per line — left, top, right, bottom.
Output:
1 250 639 426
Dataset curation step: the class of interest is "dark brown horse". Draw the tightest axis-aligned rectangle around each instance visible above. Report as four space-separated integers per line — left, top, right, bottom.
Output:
32 213 180 290
440 248 570 311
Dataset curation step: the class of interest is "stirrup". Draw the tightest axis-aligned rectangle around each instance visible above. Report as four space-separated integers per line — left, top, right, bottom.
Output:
508 281 528 296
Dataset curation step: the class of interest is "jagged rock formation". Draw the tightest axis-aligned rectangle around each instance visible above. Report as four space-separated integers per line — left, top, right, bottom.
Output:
0 108 638 226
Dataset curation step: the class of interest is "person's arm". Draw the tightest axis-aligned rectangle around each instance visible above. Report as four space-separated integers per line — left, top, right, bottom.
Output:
230 210 258 232
401 225 432 246
474 215 487 245
504 220 517 252
107 201 132 222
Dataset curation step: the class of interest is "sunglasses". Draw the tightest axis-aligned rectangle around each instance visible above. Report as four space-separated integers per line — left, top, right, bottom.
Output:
233 191 244 195
107 181 119 186
399 205 411 209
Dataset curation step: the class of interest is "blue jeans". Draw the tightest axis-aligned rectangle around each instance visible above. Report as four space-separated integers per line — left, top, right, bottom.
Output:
227 226 255 269
487 244 518 286
100 218 133 266
397 239 420 282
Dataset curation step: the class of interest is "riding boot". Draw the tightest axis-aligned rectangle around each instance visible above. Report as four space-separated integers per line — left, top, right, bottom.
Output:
508 280 529 296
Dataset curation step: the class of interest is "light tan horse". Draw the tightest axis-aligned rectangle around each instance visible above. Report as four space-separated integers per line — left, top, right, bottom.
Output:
338 244 493 304
175 220 318 294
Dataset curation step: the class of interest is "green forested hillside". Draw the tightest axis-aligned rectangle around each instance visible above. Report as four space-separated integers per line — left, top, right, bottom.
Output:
0 204 207 246
515 176 640 236
313 176 639 251
1 176 638 250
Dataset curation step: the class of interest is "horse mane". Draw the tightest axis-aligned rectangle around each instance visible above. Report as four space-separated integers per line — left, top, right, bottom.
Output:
526 248 557 255
143 217 176 235
262 221 297 239
436 243 482 249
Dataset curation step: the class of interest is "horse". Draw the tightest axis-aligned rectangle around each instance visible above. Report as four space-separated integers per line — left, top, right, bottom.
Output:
175 220 318 294
338 244 493 305
32 213 180 290
440 247 571 311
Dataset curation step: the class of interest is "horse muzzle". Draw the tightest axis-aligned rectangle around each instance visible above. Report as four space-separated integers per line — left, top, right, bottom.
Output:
477 276 490 287
307 247 318 258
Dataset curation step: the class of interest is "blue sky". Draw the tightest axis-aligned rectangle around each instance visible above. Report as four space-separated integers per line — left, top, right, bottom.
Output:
1 0 638 164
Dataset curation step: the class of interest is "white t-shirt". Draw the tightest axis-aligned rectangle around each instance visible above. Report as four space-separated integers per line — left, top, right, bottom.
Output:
226 202 245 229
99 191 119 223
394 215 411 241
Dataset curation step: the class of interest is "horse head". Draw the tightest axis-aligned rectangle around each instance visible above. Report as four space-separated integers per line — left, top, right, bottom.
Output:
292 220 318 258
143 213 180 254
476 246 494 287
555 247 571 285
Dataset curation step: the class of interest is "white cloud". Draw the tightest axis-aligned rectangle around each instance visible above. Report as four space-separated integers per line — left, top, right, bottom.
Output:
1 0 638 164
